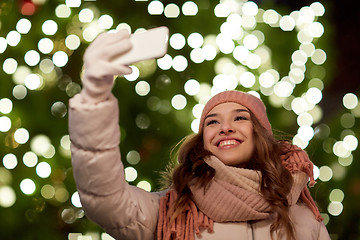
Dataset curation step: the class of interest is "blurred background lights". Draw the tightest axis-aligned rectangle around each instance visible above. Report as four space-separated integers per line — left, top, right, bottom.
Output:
214 3 230 18
23 151 38 168
157 54 173 70
171 94 187 110
239 72 256 88
3 58 18 74
292 50 307 66
279 15 296 31
135 113 151 130
233 45 250 63
307 22 324 38
188 33 203 48
0 98 13 114
263 9 280 25
297 125 314 141
51 101 68 118
242 1 258 16
38 38 54 54
36 162 52 178
24 74 42 90
328 201 343 216
6 31 21 47
52 51 69 67
65 34 81 50
306 87 322 104
3 154 18 170
182 1 198 16
184 79 200 96
243 34 259 50
41 184 55 199
311 2 325 16
55 4 71 18
311 49 327 65
241 16 256 29
313 165 320 180
333 141 351 158
0 186 16 208
135 81 150 96
191 118 200 133
79 8 94 23
125 167 138 182
136 180 151 192
124 66 140 81
71 192 82 208
172 55 188 72
297 112 313 126
164 3 180 18
42 20 58 35
216 34 235 54
39 59 55 74
98 15 113 29
0 37 7 53
190 48 204 63
343 135 358 151
338 155 353 167
170 33 186 50
201 45 217 61
16 18 32 34
246 53 261 69
30 135 53 157
259 71 275 88
60 135 71 151
55 187 69 203
148 1 164 15
319 166 333 182
0 116 11 132
82 25 100 42
126 150 141 165
343 93 358 109
14 128 30 144
13 65 31 85
20 178 36 195
24 50 40 66
65 0 81 8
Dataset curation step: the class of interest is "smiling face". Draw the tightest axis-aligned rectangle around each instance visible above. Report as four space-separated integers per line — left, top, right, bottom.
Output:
202 102 255 168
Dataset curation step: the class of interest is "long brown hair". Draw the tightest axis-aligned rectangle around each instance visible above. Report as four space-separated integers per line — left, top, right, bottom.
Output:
165 110 295 239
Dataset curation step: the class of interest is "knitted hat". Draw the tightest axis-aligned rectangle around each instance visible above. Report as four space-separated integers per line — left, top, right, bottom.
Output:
198 90 272 134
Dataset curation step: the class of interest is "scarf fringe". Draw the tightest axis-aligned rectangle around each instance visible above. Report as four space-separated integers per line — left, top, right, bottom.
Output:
280 143 323 221
157 189 214 240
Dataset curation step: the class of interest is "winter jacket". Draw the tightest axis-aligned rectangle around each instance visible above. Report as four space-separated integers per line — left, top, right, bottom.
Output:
69 93 331 240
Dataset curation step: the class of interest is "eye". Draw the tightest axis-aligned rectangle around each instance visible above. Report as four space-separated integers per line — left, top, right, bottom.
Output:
235 116 248 121
206 119 218 126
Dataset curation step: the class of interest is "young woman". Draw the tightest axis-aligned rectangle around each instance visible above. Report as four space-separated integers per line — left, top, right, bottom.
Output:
69 30 330 240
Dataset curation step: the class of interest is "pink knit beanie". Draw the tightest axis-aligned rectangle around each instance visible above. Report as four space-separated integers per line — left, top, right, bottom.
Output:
198 90 272 134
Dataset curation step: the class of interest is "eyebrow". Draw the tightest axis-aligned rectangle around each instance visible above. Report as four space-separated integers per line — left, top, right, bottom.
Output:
204 109 250 120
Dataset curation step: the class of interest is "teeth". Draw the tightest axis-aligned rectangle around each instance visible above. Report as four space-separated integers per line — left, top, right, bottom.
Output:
219 140 238 147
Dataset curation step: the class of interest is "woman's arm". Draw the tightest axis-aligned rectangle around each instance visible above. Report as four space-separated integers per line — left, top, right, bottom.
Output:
68 30 161 240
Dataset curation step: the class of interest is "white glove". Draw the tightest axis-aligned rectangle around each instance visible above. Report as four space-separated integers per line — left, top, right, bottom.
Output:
81 29 133 103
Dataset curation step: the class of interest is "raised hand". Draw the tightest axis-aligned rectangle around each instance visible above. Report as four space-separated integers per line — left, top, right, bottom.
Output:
81 29 133 103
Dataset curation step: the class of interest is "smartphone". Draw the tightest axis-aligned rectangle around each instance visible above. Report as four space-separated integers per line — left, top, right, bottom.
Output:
113 26 169 65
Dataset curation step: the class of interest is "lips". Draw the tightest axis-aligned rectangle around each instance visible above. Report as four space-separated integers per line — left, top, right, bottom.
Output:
217 139 242 147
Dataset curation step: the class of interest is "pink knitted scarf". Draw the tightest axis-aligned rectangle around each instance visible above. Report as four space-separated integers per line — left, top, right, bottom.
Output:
157 144 322 240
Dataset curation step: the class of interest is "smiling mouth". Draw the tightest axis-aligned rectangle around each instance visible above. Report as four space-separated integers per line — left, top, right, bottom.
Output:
218 139 241 147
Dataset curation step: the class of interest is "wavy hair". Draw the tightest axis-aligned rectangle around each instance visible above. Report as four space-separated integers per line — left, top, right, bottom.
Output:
164 110 295 239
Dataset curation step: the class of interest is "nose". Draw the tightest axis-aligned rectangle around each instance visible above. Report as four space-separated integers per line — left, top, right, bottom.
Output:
219 121 235 135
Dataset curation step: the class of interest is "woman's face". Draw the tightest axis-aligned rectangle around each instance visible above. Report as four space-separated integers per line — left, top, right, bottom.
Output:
202 102 255 168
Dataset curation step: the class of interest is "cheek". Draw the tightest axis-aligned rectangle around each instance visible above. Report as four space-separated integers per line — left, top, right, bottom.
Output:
202 130 212 150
